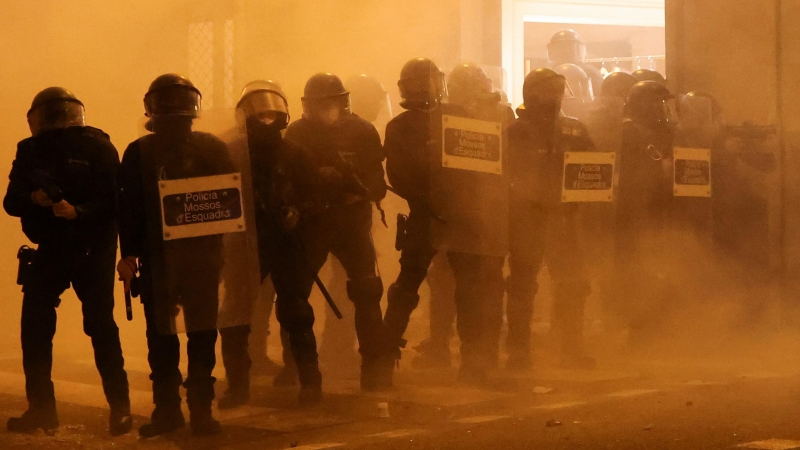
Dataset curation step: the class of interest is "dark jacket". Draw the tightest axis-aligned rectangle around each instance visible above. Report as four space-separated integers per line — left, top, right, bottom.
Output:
285 113 386 205
117 131 236 259
507 114 596 207
384 103 468 208
4 126 120 250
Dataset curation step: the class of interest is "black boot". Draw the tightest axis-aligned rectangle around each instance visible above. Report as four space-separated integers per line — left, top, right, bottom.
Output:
297 364 323 406
139 405 185 438
218 371 250 409
361 355 395 392
381 284 420 387
185 373 220 436
109 406 133 436
411 337 452 369
189 408 221 436
7 406 59 433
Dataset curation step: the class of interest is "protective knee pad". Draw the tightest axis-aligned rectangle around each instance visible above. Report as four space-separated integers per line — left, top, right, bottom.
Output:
275 298 315 333
346 276 384 306
82 317 120 340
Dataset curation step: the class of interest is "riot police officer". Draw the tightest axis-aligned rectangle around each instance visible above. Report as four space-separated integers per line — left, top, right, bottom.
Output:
632 69 668 87
553 63 595 121
117 74 233 436
4 88 132 435
217 80 324 407
615 80 679 343
505 68 597 371
284 73 388 392
384 58 504 385
547 30 604 96
411 63 514 371
315 74 393 374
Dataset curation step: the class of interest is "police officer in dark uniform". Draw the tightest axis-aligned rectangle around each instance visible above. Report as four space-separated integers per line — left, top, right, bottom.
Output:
614 80 679 343
553 63 595 122
505 68 597 371
548 30 604 96
117 74 232 436
316 74 392 373
384 58 500 385
411 63 514 371
4 88 132 435
585 72 638 154
284 73 388 392
632 69 668 87
217 80 324 407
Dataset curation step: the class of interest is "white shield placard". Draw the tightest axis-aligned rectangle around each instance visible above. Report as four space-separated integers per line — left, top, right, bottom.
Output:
673 147 711 197
441 115 503 174
159 173 247 240
561 152 616 202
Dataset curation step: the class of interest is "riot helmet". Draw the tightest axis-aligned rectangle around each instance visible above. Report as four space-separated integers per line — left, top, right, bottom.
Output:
520 68 568 121
632 69 667 86
679 91 724 145
601 72 639 101
27 87 86 136
553 63 594 103
624 81 679 128
398 58 446 110
345 74 391 123
301 73 350 126
236 80 290 129
547 29 587 64
144 73 202 118
447 63 499 107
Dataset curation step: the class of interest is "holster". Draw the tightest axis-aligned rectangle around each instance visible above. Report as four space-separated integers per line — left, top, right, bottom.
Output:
395 213 408 251
16 245 37 287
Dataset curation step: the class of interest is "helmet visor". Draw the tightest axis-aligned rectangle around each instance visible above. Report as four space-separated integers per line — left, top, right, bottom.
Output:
239 90 289 120
662 98 679 124
28 101 85 134
145 86 201 117
302 94 350 125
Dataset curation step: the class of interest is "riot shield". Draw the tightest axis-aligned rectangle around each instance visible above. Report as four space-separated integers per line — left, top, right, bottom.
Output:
139 112 260 335
428 103 509 257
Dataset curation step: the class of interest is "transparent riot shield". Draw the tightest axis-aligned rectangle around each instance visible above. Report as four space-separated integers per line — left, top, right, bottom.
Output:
428 64 510 256
139 111 260 335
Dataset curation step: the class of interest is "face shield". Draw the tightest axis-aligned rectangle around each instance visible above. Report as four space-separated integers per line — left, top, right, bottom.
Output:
302 93 350 126
662 97 680 125
238 90 290 127
27 101 86 136
144 86 202 118
400 71 447 108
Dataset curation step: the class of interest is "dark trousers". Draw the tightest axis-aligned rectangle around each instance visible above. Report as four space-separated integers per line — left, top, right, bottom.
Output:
140 264 217 413
319 257 358 361
385 208 505 369
304 201 384 361
426 253 456 348
21 244 129 412
506 204 591 358
219 279 277 395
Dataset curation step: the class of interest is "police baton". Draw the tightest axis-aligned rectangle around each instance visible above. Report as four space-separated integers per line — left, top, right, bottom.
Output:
124 291 133 321
280 213 343 320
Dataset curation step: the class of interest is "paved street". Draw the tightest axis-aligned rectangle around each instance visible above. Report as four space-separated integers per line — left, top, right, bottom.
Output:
0 318 798 450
